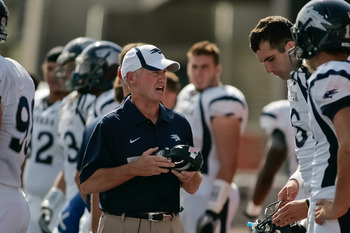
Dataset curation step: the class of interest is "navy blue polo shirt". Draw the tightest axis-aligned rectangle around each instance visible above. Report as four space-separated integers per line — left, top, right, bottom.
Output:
80 96 193 213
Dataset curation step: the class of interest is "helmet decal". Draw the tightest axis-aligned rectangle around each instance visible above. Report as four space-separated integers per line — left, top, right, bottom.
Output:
301 6 331 32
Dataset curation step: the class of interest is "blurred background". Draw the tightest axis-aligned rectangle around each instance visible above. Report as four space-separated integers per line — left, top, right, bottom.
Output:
0 0 331 231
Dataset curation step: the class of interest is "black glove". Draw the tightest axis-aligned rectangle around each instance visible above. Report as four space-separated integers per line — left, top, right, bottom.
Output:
196 210 220 233
38 207 53 233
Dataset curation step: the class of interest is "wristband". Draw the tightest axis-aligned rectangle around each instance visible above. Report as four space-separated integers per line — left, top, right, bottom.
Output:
246 200 262 217
289 169 304 188
42 187 65 210
207 179 230 214
304 198 310 209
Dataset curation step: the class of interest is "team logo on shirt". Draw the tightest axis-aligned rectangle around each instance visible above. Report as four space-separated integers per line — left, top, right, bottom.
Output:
323 89 338 99
170 134 181 142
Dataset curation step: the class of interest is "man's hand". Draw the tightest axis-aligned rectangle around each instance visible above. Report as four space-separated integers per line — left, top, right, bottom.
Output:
278 179 299 206
171 170 195 183
272 199 308 227
130 147 175 176
314 199 342 225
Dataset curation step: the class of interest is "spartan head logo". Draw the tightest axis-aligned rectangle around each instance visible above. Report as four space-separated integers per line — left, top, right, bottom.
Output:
299 6 331 31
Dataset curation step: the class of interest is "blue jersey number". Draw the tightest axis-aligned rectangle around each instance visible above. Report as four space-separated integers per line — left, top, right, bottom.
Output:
290 108 308 148
64 131 79 163
9 96 34 154
35 131 54 164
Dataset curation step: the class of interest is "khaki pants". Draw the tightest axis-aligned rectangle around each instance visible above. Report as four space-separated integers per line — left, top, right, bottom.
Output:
98 213 185 233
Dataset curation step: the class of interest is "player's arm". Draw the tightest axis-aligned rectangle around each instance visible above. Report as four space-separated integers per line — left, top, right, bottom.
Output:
278 166 302 206
315 107 350 224
246 129 287 217
213 115 241 183
208 115 240 213
196 115 241 232
80 147 175 194
39 171 66 233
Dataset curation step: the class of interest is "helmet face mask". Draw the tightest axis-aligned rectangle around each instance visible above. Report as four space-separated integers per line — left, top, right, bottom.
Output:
72 41 122 94
55 37 96 91
291 0 350 60
0 0 8 43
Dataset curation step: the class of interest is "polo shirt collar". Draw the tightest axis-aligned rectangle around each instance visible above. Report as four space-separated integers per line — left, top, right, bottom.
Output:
123 96 172 125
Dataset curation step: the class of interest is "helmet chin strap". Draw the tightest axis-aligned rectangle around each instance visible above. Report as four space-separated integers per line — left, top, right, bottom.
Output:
288 47 302 71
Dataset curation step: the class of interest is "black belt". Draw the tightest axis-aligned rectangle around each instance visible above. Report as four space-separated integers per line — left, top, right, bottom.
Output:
106 212 178 222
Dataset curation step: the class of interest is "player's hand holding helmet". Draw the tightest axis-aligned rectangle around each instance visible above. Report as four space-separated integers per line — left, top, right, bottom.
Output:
39 187 65 233
247 201 306 233
157 145 203 171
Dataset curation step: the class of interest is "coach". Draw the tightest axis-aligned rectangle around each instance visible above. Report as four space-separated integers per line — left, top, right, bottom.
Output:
79 44 202 233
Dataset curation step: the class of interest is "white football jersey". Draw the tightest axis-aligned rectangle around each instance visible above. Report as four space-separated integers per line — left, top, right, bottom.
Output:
308 61 350 199
176 84 247 233
175 84 248 179
58 91 95 200
23 95 64 198
288 68 315 194
0 57 35 188
86 88 120 125
260 100 297 175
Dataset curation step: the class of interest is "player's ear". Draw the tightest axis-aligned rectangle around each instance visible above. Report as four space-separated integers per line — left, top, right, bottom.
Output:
117 67 123 80
285 40 295 51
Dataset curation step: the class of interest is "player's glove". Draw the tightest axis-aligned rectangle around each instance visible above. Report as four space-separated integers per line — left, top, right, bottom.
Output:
196 210 220 233
57 191 85 233
39 187 65 233
157 145 203 171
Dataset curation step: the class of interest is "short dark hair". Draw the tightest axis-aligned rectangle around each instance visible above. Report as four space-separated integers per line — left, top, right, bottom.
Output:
187 41 220 65
249 16 293 53
44 46 64 63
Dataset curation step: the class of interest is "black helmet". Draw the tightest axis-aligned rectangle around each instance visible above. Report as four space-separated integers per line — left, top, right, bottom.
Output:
72 40 122 94
291 0 350 60
0 0 8 43
157 145 204 171
57 37 96 66
55 37 96 91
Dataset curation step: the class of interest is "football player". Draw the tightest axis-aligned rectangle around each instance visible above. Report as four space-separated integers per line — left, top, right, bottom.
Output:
0 1 35 232
249 16 314 230
22 46 68 233
175 41 248 233
38 37 96 233
68 40 122 233
291 0 350 232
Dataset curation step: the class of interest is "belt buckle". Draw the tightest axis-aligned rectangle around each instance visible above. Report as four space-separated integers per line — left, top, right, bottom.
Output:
148 212 172 222
148 212 160 222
